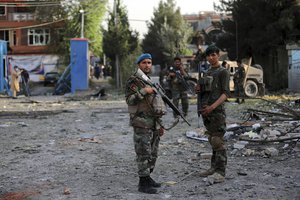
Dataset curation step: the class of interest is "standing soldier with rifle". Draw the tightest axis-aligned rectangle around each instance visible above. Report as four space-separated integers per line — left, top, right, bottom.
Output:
166 57 190 117
125 53 190 194
233 59 246 103
125 53 164 194
196 45 230 183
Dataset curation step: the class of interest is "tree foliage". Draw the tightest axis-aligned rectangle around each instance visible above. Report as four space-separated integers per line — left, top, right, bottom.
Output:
102 0 139 86
142 0 192 67
35 0 107 60
216 0 300 60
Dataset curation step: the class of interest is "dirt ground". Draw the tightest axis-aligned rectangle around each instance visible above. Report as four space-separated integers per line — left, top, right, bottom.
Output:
0 81 299 200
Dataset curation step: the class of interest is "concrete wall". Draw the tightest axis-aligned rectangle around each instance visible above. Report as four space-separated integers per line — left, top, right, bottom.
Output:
287 43 300 92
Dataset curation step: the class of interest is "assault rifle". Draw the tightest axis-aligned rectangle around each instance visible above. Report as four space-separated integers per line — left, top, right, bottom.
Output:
136 68 191 126
197 62 207 128
169 67 193 94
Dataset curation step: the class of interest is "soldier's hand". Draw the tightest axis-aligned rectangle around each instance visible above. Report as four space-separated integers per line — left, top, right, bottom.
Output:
159 127 164 136
201 105 213 116
143 87 155 94
169 72 176 78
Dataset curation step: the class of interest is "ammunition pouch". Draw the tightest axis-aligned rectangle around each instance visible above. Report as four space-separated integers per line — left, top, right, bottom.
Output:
199 76 213 92
130 113 155 128
128 93 166 115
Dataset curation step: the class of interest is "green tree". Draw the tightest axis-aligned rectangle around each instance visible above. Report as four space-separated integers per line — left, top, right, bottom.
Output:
103 0 139 88
142 0 192 68
36 0 107 60
216 0 300 60
216 0 300 89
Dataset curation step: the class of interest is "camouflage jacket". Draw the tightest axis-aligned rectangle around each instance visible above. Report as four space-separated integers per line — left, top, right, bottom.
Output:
233 66 245 83
166 66 189 91
125 72 164 129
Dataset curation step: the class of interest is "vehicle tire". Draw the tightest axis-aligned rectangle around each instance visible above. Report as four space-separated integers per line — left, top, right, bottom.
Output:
244 80 258 97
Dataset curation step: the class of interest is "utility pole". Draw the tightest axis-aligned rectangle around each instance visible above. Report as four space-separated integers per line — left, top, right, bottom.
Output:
113 0 120 89
235 20 238 59
79 9 84 38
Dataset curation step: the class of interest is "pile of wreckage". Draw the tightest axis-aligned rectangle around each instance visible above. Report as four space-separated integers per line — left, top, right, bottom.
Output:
186 98 300 157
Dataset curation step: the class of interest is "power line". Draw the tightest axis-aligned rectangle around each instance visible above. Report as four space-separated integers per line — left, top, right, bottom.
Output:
0 19 65 31
0 3 61 7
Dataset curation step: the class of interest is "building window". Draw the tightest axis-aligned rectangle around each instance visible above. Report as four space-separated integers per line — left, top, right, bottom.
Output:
0 30 9 41
0 6 6 16
13 31 16 45
28 29 50 46
56 28 64 42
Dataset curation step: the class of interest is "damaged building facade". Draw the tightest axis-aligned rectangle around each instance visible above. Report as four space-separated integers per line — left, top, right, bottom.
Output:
0 0 63 82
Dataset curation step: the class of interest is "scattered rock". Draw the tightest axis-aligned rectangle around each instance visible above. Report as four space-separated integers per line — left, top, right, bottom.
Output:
264 147 279 157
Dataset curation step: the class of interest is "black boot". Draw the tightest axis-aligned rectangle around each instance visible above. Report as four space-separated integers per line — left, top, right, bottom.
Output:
147 176 161 188
138 177 157 194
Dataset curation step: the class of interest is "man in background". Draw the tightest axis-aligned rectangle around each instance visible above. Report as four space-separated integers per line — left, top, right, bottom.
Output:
20 68 30 96
10 65 23 99
233 59 246 103
166 57 190 117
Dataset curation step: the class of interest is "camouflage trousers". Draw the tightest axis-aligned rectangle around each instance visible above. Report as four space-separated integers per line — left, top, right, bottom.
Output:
234 82 245 97
133 127 160 177
172 90 189 116
202 107 227 176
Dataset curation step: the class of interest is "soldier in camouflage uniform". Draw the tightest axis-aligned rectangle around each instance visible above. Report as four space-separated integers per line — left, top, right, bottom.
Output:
233 59 246 103
196 45 230 183
166 57 190 117
125 53 166 194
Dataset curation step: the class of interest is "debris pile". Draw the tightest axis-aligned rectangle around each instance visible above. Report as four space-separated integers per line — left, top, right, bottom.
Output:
228 98 300 157
186 97 300 158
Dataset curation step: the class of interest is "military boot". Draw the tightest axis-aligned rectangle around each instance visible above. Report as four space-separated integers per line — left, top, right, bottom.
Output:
207 172 225 184
138 177 157 194
199 151 216 177
147 176 161 187
206 150 227 184
235 98 240 103
214 149 227 177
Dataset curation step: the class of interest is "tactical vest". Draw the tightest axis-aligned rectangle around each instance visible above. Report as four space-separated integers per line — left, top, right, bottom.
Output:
201 66 228 106
127 76 166 117
128 94 166 116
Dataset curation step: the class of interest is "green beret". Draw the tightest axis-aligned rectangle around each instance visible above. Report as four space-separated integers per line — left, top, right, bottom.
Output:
205 45 220 56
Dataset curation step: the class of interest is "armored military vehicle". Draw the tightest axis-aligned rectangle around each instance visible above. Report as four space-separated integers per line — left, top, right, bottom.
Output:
188 60 265 98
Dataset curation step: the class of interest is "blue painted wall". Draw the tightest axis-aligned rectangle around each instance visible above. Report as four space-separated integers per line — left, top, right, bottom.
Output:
0 40 7 92
70 38 89 93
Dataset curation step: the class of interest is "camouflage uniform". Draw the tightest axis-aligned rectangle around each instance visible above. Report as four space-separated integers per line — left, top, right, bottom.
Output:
125 72 164 177
166 66 189 117
233 64 246 102
201 65 230 177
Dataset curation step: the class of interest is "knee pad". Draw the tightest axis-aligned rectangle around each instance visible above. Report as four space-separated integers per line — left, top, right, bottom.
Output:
210 136 225 151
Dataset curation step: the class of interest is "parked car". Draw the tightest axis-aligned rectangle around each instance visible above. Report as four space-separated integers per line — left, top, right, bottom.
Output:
44 72 60 86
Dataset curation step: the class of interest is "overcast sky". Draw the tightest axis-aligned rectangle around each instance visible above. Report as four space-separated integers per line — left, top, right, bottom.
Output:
106 0 220 38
